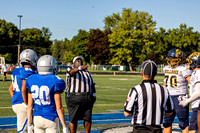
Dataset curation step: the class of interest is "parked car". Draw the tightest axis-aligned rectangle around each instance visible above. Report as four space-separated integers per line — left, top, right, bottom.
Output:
7 64 16 70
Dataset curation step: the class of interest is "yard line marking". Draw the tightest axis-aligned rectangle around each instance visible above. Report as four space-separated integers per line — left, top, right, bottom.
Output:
94 104 123 107
0 107 12 109
109 78 137 80
0 91 9 93
0 104 124 109
93 118 132 121
0 124 16 126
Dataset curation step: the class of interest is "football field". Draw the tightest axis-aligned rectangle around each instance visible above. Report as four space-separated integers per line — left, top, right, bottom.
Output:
0 73 189 132
0 74 164 116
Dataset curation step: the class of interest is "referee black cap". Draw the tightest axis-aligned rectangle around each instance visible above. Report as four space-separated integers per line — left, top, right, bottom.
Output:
141 60 157 77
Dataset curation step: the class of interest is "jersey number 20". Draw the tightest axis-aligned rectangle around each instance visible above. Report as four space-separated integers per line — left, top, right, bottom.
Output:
31 85 51 105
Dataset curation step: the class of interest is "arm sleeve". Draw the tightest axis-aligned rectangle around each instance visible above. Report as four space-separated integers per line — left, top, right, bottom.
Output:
124 88 137 113
19 68 36 80
66 67 72 76
54 76 66 94
186 83 200 103
182 68 192 78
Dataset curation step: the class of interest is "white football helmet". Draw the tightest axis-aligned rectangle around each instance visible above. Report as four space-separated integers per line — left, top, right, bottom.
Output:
20 49 38 67
37 55 58 75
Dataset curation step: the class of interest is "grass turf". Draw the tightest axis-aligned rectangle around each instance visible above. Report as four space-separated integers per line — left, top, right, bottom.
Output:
0 74 165 116
0 73 165 132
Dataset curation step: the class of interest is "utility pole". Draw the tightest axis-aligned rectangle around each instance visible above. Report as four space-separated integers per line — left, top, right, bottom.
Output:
17 15 23 65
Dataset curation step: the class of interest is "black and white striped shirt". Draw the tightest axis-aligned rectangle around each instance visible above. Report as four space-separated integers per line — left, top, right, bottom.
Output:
124 80 173 126
66 66 95 93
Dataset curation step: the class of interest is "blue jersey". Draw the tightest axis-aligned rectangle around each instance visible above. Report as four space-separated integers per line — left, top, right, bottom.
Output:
11 67 36 105
26 74 66 122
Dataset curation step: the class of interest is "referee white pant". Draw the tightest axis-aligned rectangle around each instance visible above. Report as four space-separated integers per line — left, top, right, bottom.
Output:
34 116 60 133
12 103 27 133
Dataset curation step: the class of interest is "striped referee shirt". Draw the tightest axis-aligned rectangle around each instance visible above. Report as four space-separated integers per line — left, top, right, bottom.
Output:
66 66 95 93
124 80 173 126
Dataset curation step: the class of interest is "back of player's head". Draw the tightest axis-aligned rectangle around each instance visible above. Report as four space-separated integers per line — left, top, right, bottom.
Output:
141 60 157 77
20 49 38 67
167 48 183 68
186 52 200 70
37 55 58 75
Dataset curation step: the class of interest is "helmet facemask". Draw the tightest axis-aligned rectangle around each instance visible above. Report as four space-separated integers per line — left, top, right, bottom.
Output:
167 58 181 68
167 48 183 68
186 52 200 70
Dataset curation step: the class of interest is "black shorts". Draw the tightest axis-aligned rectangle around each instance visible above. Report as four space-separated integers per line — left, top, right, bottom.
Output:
65 93 96 123
133 125 162 133
4 72 7 76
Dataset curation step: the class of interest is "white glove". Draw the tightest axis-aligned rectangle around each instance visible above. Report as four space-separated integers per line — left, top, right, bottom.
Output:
27 125 32 133
178 95 188 101
63 127 68 133
179 99 190 107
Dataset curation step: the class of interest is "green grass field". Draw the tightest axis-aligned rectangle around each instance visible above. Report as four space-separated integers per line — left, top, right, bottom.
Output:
0 74 165 117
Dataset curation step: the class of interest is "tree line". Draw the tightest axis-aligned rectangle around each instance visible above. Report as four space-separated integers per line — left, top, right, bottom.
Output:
1 8 200 69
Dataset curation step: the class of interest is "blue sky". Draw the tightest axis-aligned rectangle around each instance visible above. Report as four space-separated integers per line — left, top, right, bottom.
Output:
1 0 200 41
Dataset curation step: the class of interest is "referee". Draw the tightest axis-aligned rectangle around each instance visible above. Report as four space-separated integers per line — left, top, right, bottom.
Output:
124 60 174 133
65 56 96 133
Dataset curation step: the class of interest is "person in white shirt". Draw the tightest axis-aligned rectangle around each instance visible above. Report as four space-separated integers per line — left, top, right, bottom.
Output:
179 52 200 133
163 48 192 133
2 63 7 81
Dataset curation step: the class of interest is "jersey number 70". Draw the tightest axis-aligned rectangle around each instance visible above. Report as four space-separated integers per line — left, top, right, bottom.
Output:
165 75 177 88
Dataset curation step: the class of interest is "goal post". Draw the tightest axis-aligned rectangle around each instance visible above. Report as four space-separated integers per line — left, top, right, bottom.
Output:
0 57 5 65
0 57 5 75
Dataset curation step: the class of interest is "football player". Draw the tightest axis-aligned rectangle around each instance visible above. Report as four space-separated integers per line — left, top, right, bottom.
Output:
163 48 192 133
179 52 200 133
26 55 68 133
9 49 38 133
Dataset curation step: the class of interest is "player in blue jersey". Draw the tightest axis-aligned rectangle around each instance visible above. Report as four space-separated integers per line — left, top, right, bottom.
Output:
26 55 68 133
9 49 38 133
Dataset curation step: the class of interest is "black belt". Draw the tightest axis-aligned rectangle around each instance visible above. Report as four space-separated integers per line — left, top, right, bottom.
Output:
67 92 91 96
134 124 161 128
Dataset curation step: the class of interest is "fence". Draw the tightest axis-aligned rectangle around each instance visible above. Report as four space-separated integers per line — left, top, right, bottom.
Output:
57 64 165 73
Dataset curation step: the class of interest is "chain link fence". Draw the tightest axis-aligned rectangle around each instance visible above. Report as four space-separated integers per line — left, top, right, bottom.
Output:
57 64 165 73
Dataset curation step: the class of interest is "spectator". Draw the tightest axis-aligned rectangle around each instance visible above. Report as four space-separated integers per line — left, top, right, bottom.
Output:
2 63 8 81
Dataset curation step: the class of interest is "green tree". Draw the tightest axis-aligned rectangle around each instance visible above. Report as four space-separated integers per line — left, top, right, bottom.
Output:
63 50 75 63
152 27 170 64
51 39 71 63
0 19 18 63
105 8 156 69
166 24 200 57
87 29 112 64
21 27 52 56
70 29 90 63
